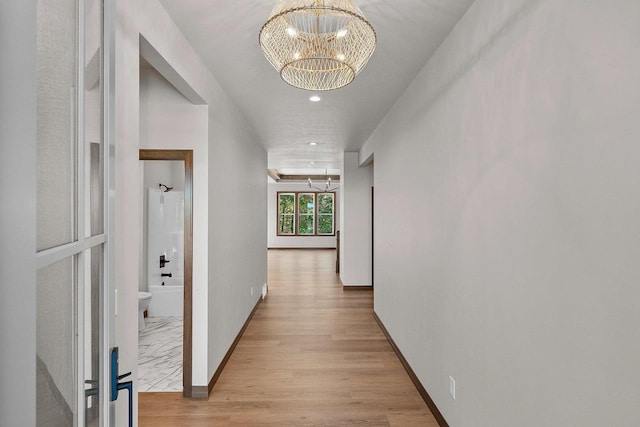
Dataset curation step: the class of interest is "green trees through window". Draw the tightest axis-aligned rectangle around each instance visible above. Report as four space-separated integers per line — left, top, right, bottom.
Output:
297 193 315 235
317 193 334 235
278 193 295 234
277 192 335 236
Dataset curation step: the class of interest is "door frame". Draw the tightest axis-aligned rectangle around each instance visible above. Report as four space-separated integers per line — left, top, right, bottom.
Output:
139 149 194 398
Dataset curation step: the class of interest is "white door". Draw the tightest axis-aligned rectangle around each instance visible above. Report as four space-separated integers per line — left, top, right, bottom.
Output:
35 0 117 425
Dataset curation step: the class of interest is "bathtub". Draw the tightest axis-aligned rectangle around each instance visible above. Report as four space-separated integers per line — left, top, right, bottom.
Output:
148 277 183 317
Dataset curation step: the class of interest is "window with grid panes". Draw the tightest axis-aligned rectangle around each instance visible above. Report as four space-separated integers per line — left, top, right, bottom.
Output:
276 192 336 236
277 193 296 235
317 193 334 235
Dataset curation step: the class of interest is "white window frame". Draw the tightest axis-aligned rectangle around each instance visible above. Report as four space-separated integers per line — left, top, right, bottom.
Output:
297 192 316 235
277 192 296 235
316 193 335 236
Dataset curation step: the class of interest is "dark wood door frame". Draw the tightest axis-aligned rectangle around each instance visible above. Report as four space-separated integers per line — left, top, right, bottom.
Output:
139 149 194 398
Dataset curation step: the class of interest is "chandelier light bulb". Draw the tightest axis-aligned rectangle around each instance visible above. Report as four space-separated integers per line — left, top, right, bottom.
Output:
308 169 340 192
286 27 297 37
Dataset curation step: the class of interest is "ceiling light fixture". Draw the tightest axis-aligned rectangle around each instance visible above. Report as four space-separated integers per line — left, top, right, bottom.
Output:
308 169 339 192
259 0 376 91
309 142 318 146
309 95 321 102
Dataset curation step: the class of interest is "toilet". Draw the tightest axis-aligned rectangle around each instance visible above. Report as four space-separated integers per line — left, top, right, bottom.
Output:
138 292 152 331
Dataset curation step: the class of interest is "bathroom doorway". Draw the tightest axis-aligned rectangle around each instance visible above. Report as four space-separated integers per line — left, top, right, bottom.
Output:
139 149 193 398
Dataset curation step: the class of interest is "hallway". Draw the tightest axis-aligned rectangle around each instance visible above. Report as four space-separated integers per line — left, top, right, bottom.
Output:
139 249 438 426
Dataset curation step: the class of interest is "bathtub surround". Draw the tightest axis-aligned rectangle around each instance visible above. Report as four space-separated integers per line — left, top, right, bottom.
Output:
140 159 185 293
146 187 184 296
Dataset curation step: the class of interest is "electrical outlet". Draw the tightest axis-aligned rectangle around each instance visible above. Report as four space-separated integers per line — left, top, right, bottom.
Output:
449 376 456 399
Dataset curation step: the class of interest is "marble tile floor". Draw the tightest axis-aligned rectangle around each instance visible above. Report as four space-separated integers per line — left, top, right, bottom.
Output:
138 316 183 392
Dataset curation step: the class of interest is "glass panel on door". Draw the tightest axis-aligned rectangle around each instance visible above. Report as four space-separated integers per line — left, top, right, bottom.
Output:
36 0 79 251
36 257 77 427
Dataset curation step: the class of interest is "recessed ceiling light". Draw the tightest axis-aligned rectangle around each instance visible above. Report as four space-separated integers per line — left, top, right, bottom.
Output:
309 142 318 146
309 161 316 165
309 95 321 102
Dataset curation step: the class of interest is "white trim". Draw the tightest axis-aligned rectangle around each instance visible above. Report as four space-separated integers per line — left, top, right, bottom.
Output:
35 235 106 269
76 0 86 422
103 0 117 422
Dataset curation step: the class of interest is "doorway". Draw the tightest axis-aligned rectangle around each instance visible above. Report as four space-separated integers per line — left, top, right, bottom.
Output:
139 149 193 398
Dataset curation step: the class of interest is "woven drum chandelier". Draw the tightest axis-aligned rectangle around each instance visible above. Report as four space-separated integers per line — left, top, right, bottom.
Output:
259 0 376 91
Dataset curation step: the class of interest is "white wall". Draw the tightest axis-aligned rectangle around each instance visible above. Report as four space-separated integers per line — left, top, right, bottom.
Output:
116 0 266 422
268 182 339 248
339 153 373 286
139 64 202 297
0 2 37 425
361 0 640 425
207 88 267 384
143 161 185 192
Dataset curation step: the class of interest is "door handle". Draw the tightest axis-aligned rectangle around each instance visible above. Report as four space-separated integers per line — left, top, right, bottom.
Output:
110 347 133 427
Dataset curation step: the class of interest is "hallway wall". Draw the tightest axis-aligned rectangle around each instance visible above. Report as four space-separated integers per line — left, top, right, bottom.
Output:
361 0 640 425
116 0 266 423
340 153 373 286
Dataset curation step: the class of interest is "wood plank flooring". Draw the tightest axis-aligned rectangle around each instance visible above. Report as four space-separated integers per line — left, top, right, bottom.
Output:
139 249 438 426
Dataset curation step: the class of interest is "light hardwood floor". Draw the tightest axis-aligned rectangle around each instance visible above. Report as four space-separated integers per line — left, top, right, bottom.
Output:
139 249 438 426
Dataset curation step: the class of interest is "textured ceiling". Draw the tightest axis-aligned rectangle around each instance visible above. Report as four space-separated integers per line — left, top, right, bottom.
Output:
159 0 475 171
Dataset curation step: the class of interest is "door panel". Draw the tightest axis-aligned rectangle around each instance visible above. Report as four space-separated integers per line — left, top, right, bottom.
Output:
36 0 113 425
